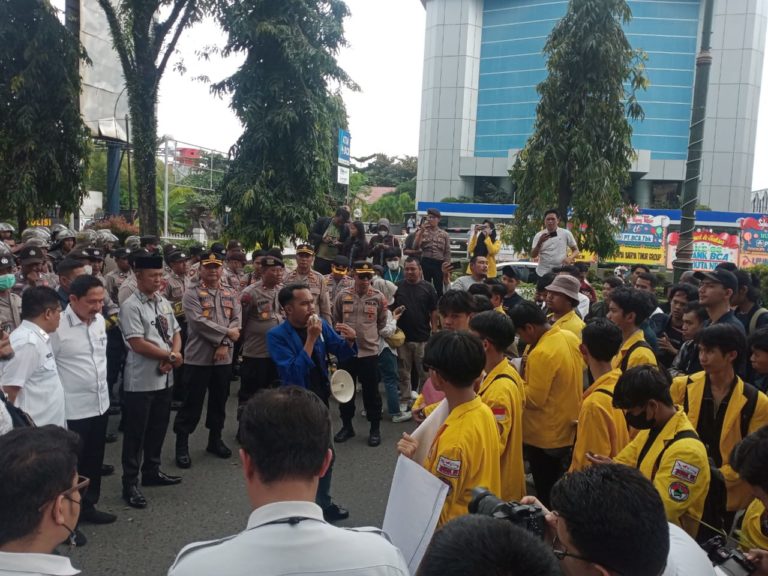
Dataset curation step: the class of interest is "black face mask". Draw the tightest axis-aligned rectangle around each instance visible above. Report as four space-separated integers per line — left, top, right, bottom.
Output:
624 408 655 430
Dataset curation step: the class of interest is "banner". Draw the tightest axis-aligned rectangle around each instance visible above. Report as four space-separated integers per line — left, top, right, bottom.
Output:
739 216 768 268
606 215 668 266
666 231 740 270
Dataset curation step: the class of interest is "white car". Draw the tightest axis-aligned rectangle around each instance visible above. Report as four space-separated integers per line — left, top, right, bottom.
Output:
494 260 538 283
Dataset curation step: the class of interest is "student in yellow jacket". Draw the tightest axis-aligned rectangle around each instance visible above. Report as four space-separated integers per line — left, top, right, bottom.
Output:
590 365 710 539
731 426 768 552
397 331 500 526
544 275 586 338
671 324 768 512
509 302 582 506
607 287 658 370
569 319 630 472
467 220 501 277
469 311 526 501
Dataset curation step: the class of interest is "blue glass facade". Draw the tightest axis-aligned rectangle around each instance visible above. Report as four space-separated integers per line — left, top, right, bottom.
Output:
475 0 700 161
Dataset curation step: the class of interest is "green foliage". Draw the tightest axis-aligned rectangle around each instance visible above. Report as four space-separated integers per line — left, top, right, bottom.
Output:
90 215 140 243
363 192 414 225
353 154 417 187
0 0 91 229
747 265 768 306
510 0 648 258
213 0 357 248
395 179 417 200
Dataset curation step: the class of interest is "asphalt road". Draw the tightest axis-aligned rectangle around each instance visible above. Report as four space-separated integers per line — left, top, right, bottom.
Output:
69 386 410 576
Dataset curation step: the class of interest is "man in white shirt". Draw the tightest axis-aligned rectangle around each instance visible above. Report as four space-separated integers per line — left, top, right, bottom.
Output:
1 286 64 427
168 386 409 576
51 275 116 526
0 426 84 576
531 209 581 279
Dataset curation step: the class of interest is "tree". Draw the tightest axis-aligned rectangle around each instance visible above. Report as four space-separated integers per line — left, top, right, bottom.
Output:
509 0 647 258
353 153 417 187
363 192 414 226
213 0 356 248
96 0 206 235
0 0 90 229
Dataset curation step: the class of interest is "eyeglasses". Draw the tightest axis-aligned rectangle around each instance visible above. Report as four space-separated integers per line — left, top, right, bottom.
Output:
550 512 622 574
39 475 90 511
357 275 373 281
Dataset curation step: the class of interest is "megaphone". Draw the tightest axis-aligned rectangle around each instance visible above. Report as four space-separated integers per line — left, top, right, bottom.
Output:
330 369 355 404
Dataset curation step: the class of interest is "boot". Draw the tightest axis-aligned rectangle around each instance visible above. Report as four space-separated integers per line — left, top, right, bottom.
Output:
175 433 191 469
368 422 381 447
206 430 232 459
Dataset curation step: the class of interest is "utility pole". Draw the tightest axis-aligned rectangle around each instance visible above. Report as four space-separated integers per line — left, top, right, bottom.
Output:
673 0 715 281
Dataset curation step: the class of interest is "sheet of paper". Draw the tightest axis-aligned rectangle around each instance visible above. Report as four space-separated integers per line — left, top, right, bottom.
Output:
411 399 449 464
383 455 448 575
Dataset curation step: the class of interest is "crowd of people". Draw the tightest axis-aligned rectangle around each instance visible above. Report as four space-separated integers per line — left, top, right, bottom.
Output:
2 209 768 576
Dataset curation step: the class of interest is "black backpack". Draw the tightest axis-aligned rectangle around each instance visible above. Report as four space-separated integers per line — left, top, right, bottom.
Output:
0 390 34 429
620 340 655 372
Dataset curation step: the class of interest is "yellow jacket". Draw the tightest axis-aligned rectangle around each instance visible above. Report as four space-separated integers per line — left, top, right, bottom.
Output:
740 499 768 550
615 408 710 538
611 329 658 371
478 360 526 501
552 310 585 338
467 233 502 277
670 372 768 511
569 368 630 472
522 325 583 449
424 396 501 526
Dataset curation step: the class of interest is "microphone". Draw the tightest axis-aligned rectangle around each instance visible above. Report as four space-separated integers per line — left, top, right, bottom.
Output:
311 314 324 342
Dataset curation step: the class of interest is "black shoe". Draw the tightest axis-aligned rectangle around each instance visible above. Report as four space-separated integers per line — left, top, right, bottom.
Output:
368 430 381 447
62 528 87 547
105 432 118 444
101 464 115 476
206 437 232 459
80 507 117 525
170 400 184 411
323 503 349 523
122 485 147 509
333 427 355 443
141 471 182 487
175 434 191 469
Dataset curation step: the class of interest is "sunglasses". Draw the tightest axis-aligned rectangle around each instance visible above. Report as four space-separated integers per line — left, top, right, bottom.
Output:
357 274 373 280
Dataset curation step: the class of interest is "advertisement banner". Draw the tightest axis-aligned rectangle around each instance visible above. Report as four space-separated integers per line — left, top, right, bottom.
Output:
666 231 740 270
739 216 768 268
607 215 668 266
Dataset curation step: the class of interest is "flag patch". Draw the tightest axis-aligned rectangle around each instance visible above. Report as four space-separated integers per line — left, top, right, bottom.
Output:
436 456 461 478
671 460 700 484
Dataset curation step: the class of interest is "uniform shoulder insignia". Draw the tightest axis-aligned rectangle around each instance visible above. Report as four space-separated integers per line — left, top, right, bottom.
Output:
170 534 240 567
436 455 461 478
671 460 700 484
668 481 690 502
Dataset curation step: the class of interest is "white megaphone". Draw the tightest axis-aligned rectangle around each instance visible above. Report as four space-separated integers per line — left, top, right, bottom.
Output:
330 369 355 404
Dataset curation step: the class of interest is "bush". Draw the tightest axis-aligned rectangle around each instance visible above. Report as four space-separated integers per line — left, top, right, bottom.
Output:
746 265 768 306
89 216 139 244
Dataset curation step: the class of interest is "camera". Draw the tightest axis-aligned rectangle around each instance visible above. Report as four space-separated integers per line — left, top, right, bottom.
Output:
701 536 755 576
468 487 547 539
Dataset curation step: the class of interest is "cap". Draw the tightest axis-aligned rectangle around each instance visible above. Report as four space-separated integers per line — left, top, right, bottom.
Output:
140 235 160 247
296 243 314 256
113 247 132 259
67 248 91 261
261 256 284 268
227 239 243 251
128 248 150 265
352 261 375 276
426 207 441 218
332 255 349 268
19 246 45 265
199 250 223 267
227 251 246 263
133 253 164 270
694 269 738 293
84 247 105 261
501 265 520 280
0 255 13 270
545 275 581 302
166 251 190 264
162 243 180 256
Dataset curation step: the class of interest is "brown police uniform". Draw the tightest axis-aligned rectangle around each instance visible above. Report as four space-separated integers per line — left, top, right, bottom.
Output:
284 268 332 324
0 291 21 334
326 274 354 316
105 269 132 304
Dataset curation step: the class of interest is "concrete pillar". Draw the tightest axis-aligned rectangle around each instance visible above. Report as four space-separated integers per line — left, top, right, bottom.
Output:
634 179 652 208
106 142 122 216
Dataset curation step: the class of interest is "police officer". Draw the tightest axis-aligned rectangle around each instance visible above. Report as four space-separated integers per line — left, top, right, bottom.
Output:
333 262 387 447
174 250 241 468
118 249 150 305
325 256 353 316
239 256 284 417
47 228 76 270
0 254 21 334
223 251 247 293
164 250 190 410
284 244 332 324
13 246 51 295
104 248 133 304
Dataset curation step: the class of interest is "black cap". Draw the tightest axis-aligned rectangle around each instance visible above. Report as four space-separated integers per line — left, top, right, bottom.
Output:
296 243 314 256
128 248 150 265
140 235 160 247
693 269 738 293
502 265 520 280
67 248 91 261
113 247 132 259
261 256 284 268
352 261 375 275
332 255 349 268
84 247 105 261
133 253 164 270
0 255 13 270
166 251 190 264
19 246 45 264
199 250 223 267
426 207 441 218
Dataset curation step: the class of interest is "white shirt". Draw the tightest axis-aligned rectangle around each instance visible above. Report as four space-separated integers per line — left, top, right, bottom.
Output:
0 321 65 427
168 500 409 576
50 307 109 421
662 523 716 576
0 551 79 576
532 227 578 276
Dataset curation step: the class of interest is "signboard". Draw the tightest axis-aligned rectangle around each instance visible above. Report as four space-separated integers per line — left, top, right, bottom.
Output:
610 215 668 265
337 165 350 185
739 215 768 267
666 231 740 270
338 129 351 165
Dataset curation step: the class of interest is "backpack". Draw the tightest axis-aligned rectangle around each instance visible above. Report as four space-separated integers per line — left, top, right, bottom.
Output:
0 390 34 429
749 308 768 336
620 340 655 372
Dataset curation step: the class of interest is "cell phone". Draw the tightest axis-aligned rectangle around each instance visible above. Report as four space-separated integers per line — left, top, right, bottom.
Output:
395 305 406 315
549 230 558 238
451 261 463 270
420 217 427 226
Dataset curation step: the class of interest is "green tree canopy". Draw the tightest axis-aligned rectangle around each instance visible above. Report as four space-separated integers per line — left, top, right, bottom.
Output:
353 154 417 187
0 0 90 229
510 0 647 257
213 0 357 248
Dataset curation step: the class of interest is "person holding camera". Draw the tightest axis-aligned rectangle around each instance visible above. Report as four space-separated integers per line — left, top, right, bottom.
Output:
531 209 581 281
467 220 501 278
413 208 451 298
443 255 488 293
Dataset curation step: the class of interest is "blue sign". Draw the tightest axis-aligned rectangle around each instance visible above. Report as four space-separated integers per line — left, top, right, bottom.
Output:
338 129 351 165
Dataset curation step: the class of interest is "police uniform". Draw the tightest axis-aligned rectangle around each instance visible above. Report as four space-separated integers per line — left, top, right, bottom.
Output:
424 396 501 526
239 257 284 413
615 407 711 538
0 255 21 334
103 248 133 303
164 250 191 407
118 273 138 305
478 359 526 501
173 250 242 466
13 247 50 296
284 245 332 324
332 262 387 446
325 256 354 316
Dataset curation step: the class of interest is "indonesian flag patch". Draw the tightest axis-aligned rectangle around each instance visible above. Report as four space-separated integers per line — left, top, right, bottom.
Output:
436 456 461 478
491 407 508 422
671 460 700 484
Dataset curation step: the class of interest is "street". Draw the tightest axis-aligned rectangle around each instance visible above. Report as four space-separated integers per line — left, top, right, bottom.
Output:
69 390 406 575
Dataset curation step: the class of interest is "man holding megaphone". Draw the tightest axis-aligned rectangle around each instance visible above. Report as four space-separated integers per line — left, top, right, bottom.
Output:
267 283 357 523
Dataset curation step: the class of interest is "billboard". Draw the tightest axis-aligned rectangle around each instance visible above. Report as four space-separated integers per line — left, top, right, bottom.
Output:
610 215 668 266
666 231 740 270
739 216 768 267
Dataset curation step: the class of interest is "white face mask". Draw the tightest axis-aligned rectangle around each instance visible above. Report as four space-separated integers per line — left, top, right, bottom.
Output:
387 260 400 271
83 265 93 275
378 230 387 237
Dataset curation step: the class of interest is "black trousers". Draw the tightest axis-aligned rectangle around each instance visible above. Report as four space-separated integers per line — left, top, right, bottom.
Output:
172 319 188 403
238 357 279 409
67 413 109 510
339 355 382 428
525 444 571 508
106 327 126 402
173 364 231 436
310 383 334 509
121 388 172 486
421 257 445 299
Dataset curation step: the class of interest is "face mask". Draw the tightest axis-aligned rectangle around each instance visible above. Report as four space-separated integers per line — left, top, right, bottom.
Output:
0 274 15 291
387 261 400 271
624 408 655 430
378 230 387 237
83 265 93 275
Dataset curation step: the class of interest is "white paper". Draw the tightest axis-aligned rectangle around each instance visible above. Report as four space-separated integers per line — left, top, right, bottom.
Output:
411 399 449 464
383 455 449 575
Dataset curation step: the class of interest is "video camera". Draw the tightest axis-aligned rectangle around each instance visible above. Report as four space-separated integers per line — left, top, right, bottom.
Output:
468 487 547 539
701 536 755 576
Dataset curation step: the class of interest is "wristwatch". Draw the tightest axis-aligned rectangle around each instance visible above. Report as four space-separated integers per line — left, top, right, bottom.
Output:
168 352 178 363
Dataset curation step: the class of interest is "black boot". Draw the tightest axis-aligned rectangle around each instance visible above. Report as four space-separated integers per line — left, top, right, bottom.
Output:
334 422 356 443
206 430 232 458
175 433 191 469
368 422 381 447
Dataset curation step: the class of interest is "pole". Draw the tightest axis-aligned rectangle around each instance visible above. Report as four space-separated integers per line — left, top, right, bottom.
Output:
126 115 133 223
163 137 170 238
673 0 714 282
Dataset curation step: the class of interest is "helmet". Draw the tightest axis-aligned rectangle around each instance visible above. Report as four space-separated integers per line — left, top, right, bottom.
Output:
24 237 48 249
75 229 97 245
0 223 15 233
0 242 11 255
21 227 50 244
125 235 141 250
57 228 76 242
96 229 119 246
